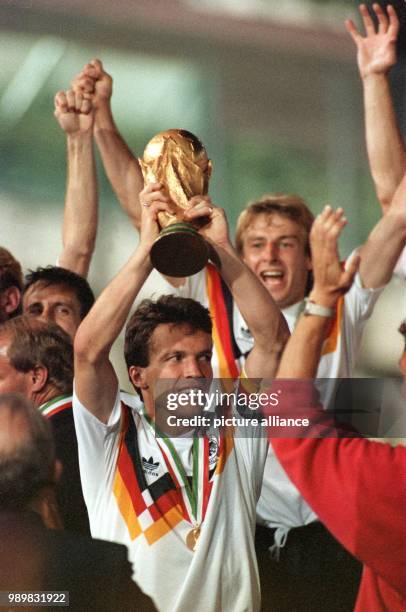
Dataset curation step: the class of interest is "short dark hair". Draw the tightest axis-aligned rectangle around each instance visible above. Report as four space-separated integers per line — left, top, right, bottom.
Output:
235 193 315 256
124 295 212 370
0 247 23 292
399 321 406 339
23 266 94 320
0 393 55 510
0 316 73 395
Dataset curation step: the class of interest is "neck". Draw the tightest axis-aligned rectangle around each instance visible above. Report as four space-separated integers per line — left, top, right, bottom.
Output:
34 386 68 409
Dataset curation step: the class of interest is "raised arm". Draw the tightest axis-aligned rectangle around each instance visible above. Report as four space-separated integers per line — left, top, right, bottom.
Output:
271 208 406 599
183 197 290 378
358 171 406 288
277 207 359 379
74 196 172 423
72 60 143 228
346 3 405 211
55 90 97 277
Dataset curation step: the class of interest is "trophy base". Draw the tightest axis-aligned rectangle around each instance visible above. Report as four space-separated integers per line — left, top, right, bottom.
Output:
150 222 209 277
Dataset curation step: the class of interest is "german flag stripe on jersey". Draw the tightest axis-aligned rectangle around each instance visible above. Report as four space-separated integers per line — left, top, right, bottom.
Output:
321 296 344 356
113 403 236 543
206 264 240 380
113 404 185 545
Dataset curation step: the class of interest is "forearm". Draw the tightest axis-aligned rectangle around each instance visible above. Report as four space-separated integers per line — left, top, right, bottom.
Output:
74 245 152 363
363 74 406 210
215 241 289 352
359 210 406 287
94 103 143 228
59 131 97 277
277 312 330 379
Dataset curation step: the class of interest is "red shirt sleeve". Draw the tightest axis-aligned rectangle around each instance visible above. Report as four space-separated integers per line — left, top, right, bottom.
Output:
270 381 406 598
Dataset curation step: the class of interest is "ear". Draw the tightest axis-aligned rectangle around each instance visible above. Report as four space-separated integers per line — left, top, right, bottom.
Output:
306 255 313 271
0 286 21 316
128 365 148 390
207 160 213 180
30 365 49 393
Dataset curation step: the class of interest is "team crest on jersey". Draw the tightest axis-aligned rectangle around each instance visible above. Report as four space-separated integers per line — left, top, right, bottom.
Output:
142 456 160 477
208 435 219 470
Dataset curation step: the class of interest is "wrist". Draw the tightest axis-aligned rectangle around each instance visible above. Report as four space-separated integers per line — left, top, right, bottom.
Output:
66 129 93 142
94 101 115 130
213 238 234 254
133 244 154 272
361 71 390 83
307 291 338 311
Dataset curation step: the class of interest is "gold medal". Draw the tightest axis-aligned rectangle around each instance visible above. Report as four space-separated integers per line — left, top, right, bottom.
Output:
186 525 201 552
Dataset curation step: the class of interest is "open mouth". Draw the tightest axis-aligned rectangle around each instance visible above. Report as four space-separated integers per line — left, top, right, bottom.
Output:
260 270 284 281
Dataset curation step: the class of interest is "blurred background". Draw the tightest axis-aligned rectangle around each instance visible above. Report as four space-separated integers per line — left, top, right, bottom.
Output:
1 0 406 383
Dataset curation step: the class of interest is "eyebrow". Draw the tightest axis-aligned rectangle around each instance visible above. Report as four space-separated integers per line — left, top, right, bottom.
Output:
160 348 213 360
246 234 300 243
27 299 74 308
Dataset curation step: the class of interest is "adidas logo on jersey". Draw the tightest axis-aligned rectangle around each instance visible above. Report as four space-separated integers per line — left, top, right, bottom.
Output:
142 456 160 477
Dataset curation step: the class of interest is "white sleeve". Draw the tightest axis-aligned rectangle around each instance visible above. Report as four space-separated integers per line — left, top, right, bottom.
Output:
344 270 385 326
159 269 208 304
394 246 406 279
233 373 269 500
72 384 122 506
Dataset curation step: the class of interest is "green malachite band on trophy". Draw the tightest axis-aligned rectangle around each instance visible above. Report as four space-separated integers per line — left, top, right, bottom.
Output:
159 223 201 236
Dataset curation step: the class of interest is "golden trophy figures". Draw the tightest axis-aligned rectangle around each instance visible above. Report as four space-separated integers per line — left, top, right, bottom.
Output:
139 129 213 277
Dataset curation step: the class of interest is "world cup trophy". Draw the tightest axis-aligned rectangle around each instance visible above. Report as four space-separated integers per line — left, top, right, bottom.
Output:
139 129 213 277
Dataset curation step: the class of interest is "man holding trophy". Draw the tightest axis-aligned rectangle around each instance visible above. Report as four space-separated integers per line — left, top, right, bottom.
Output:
72 121 289 610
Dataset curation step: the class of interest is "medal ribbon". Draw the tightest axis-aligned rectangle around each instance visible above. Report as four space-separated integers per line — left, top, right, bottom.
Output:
144 415 211 525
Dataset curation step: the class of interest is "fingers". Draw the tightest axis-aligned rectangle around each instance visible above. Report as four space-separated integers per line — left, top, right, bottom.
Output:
81 98 92 114
345 19 362 43
66 89 76 110
373 3 389 34
54 90 68 111
387 4 400 39
54 89 93 114
311 206 347 247
359 3 376 36
140 183 175 212
90 59 104 75
352 3 399 39
72 74 95 94
188 195 212 207
183 196 214 222
143 200 174 218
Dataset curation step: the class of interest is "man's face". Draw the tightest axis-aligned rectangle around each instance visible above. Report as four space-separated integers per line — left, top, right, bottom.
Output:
0 335 31 397
241 213 312 309
23 282 82 340
133 323 213 420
